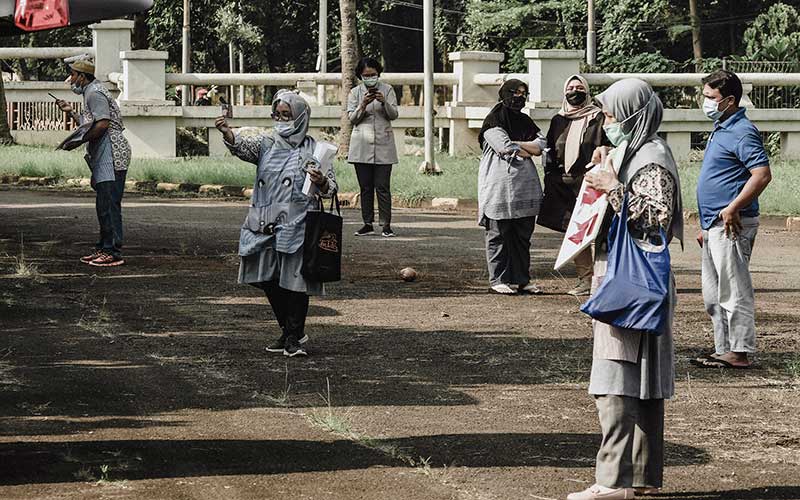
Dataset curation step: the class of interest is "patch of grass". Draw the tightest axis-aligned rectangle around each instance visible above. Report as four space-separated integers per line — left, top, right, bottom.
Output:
306 378 437 472
252 363 292 407
6 234 42 281
3 145 799 214
77 296 113 336
786 357 800 384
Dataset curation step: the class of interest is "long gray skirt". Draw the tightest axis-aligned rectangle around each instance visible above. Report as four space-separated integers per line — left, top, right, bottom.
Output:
238 245 323 295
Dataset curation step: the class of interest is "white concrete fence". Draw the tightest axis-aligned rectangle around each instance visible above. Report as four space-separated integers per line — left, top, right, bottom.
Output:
3 20 800 160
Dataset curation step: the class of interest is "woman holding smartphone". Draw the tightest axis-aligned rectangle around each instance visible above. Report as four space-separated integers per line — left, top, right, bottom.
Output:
346 57 400 238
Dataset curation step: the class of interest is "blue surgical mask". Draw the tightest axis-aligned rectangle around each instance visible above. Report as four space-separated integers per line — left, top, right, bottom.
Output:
702 97 730 121
362 76 379 88
71 83 85 95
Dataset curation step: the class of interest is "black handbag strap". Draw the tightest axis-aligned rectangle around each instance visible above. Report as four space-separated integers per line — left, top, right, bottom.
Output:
320 191 340 216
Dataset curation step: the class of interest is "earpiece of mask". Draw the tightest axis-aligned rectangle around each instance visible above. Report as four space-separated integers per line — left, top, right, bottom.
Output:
565 91 587 106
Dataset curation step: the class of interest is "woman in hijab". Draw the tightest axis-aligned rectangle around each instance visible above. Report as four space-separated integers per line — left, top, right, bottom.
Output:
538 75 609 296
214 90 338 358
477 79 545 295
566 79 683 500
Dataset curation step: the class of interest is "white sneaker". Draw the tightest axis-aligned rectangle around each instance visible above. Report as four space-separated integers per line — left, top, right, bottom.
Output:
566 484 635 500
490 283 516 295
520 283 543 295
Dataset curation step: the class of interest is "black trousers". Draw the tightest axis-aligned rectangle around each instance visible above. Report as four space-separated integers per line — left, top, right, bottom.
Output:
261 280 310 340
354 163 392 226
94 171 127 258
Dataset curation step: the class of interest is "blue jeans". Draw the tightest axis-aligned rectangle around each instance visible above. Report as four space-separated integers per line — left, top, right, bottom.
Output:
94 171 127 257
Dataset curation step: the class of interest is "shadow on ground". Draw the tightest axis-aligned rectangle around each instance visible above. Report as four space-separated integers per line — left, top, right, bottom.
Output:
0 433 709 486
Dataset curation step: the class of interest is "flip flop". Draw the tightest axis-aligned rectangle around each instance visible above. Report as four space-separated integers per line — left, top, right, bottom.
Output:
690 352 718 365
695 358 751 369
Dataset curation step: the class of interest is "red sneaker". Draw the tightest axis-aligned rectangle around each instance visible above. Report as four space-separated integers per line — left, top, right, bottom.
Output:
89 252 125 267
80 250 102 264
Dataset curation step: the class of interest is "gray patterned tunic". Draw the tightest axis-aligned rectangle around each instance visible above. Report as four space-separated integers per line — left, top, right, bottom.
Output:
80 80 131 183
226 131 338 295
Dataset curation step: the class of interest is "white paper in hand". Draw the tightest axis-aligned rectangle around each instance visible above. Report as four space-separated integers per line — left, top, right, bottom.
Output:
303 141 338 197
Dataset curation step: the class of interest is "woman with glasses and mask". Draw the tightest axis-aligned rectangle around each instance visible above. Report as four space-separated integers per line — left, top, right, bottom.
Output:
538 75 609 296
477 79 545 295
347 57 400 238
566 79 683 500
214 90 338 358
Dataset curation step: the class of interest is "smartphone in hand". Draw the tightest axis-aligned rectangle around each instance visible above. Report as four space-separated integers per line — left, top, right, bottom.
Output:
219 95 233 119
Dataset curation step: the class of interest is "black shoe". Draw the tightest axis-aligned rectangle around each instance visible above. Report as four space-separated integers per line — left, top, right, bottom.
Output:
355 224 374 236
381 226 396 238
266 334 308 354
283 337 308 357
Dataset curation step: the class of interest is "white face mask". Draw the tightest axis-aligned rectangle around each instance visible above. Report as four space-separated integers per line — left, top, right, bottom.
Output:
702 97 731 121
275 121 295 136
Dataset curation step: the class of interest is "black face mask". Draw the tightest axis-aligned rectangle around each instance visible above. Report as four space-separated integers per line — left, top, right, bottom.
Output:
565 91 587 106
503 95 526 111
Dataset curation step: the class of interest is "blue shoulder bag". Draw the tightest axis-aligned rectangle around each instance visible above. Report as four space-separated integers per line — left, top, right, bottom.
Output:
580 194 671 335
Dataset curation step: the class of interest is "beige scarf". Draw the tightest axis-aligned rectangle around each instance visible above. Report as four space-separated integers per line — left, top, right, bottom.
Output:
558 74 601 173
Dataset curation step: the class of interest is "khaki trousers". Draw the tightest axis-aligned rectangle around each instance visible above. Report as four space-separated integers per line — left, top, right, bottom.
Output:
595 395 664 489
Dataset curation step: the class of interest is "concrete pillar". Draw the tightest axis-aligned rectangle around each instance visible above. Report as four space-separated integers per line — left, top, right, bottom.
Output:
525 49 584 108
667 132 692 162
781 132 800 160
208 129 231 157
118 50 179 158
296 80 318 105
120 50 167 101
449 51 504 104
448 51 503 156
91 20 134 82
393 127 406 156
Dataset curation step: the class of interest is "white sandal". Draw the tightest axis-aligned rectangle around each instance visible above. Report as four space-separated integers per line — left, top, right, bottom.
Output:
490 283 516 295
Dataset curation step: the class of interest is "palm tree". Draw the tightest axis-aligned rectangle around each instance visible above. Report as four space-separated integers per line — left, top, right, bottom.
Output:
337 0 359 157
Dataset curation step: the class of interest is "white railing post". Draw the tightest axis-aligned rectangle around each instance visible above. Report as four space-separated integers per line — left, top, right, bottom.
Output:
525 49 583 108
448 51 504 156
90 20 134 83
119 50 179 158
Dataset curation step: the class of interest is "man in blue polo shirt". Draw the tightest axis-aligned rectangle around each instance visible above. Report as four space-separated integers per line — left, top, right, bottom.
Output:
695 70 771 369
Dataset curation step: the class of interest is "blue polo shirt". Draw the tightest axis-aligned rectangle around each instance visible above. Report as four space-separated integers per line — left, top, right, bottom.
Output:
697 108 770 230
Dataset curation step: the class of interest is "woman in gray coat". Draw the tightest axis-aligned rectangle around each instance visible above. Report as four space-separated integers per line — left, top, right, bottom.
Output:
214 90 337 358
566 79 683 500
347 57 399 238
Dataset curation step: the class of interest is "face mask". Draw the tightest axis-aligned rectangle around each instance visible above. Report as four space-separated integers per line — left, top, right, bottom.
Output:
363 76 379 88
702 97 730 121
275 121 295 136
565 91 587 106
70 82 85 95
503 95 526 111
603 122 629 147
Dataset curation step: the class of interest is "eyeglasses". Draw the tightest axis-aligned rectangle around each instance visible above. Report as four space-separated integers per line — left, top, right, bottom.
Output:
271 113 293 122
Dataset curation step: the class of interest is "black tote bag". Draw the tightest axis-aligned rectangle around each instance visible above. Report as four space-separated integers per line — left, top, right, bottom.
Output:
302 194 343 282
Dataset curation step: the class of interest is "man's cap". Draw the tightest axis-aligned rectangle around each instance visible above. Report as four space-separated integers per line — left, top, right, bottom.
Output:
63 54 95 75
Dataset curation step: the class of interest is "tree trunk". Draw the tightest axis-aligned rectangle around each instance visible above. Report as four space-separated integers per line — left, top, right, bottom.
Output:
337 0 359 157
133 12 150 50
0 76 14 145
689 0 703 70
